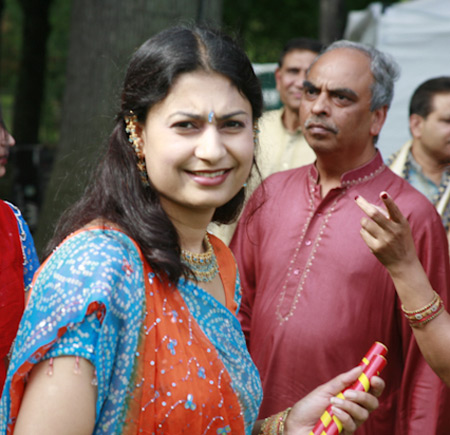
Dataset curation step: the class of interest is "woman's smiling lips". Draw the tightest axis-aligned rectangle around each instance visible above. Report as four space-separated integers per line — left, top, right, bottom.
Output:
186 168 232 186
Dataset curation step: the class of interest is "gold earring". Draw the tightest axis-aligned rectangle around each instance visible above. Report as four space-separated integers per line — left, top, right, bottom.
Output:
125 112 149 187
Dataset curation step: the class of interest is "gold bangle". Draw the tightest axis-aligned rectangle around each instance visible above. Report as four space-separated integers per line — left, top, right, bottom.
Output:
401 290 439 315
259 416 270 435
260 408 292 434
278 407 292 434
260 413 278 435
410 303 445 328
404 298 442 322
401 291 445 327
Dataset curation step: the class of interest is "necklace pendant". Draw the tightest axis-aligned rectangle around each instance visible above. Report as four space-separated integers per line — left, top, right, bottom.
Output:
181 234 219 283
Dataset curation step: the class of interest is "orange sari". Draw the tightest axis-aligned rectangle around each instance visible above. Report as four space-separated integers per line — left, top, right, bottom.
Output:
1 229 261 434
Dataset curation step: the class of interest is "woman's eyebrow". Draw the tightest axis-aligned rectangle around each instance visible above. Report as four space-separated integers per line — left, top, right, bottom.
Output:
168 110 248 121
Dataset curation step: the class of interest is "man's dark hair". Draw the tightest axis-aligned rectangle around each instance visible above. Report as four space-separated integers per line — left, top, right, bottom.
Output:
278 37 325 66
409 76 450 117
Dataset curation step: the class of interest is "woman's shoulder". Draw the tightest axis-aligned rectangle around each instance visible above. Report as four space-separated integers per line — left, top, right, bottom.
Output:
50 227 141 265
33 228 144 303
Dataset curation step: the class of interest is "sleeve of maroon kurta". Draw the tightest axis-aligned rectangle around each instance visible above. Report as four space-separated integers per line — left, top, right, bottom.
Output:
229 190 262 347
396 206 450 434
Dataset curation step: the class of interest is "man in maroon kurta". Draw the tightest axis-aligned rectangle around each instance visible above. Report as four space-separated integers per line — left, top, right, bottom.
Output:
231 41 450 434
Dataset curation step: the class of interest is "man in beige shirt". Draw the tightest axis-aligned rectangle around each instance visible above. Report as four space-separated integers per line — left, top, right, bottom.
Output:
257 37 324 179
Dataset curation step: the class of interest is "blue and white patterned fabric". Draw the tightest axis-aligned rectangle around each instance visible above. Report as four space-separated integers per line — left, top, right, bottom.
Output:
5 201 39 288
0 229 262 434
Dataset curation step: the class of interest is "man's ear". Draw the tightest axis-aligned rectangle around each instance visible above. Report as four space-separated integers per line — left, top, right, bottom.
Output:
274 67 282 92
370 105 388 137
409 113 424 139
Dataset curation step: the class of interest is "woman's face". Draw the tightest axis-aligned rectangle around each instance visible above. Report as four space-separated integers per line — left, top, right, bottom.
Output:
137 71 254 220
0 125 15 177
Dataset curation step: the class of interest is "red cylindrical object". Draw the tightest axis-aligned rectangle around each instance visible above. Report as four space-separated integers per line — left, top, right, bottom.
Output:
325 420 341 435
350 354 387 392
359 341 388 367
311 418 327 435
310 405 334 434
309 342 388 435
324 354 388 435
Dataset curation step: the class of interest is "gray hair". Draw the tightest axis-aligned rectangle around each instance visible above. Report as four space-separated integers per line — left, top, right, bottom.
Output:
313 40 400 111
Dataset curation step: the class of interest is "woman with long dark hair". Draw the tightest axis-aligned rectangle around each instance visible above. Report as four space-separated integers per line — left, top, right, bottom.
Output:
1 25 383 434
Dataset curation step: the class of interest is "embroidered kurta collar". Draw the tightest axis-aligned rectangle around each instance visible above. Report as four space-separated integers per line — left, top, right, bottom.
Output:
309 149 385 188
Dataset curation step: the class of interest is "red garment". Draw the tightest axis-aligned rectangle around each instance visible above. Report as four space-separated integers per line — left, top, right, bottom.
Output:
231 152 450 434
0 200 24 393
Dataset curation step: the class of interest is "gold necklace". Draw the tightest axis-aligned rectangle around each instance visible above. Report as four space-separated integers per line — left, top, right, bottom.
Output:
181 234 219 282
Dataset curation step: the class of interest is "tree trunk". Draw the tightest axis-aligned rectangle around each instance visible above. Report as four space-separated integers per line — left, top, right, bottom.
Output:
0 0 5 72
13 0 53 144
7 0 53 233
35 0 223 253
319 0 346 44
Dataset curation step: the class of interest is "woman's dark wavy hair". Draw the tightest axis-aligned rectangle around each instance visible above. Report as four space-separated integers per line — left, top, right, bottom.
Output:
46 24 263 284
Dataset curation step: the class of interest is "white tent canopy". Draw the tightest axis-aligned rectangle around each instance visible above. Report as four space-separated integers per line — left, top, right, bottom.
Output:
344 0 450 159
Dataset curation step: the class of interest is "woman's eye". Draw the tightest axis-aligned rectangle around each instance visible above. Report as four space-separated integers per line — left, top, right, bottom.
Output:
174 121 196 129
222 120 244 129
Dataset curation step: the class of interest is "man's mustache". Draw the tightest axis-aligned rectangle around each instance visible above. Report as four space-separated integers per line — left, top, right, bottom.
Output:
304 117 339 134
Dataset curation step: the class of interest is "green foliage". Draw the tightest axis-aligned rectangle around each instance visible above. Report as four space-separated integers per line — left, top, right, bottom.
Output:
40 0 71 145
1 0 403 143
223 0 319 63
0 0 23 124
0 0 71 145
223 0 401 63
